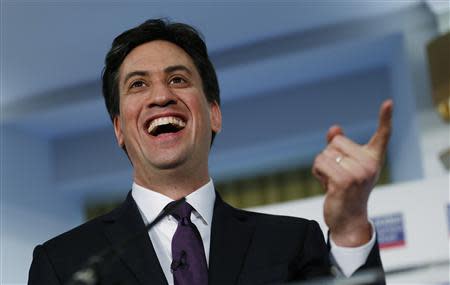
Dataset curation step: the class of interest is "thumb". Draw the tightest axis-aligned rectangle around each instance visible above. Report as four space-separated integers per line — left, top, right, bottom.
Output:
327 125 344 144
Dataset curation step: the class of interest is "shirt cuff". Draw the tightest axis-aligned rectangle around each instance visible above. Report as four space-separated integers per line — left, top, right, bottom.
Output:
329 221 376 277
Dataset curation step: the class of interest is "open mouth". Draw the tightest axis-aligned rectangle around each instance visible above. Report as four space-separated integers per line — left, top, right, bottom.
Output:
147 116 186 137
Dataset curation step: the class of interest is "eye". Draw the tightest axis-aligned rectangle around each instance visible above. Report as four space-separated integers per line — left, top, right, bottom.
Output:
129 80 147 89
169 76 188 87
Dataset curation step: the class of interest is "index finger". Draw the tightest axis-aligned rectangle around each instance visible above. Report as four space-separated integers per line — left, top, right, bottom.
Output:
367 99 393 155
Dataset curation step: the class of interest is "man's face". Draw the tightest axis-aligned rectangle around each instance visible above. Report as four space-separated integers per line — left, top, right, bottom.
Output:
113 40 221 181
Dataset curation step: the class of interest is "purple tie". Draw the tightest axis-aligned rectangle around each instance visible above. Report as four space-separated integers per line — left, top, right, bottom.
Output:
170 201 208 285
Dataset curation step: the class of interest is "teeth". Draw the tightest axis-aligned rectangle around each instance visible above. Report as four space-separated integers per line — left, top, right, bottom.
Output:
147 116 186 134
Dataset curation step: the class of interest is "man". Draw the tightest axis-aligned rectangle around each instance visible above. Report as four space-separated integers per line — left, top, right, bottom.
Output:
29 19 391 285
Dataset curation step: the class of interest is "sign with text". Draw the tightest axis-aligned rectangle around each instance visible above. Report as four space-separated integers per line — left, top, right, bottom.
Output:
373 213 406 250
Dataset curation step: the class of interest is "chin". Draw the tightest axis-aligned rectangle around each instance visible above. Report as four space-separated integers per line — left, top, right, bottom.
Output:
154 160 186 170
149 154 189 171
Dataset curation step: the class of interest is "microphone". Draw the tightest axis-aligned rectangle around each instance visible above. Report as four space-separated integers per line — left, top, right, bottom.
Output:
66 197 186 285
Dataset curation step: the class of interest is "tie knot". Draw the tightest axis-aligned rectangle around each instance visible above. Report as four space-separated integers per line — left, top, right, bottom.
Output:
169 201 194 223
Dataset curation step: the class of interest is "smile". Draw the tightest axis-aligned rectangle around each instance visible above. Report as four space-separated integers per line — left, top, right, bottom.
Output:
147 116 186 136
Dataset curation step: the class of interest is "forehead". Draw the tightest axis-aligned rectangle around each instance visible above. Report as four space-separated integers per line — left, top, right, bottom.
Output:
119 40 197 77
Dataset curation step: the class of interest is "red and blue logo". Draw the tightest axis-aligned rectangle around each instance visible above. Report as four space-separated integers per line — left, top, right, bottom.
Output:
373 213 406 250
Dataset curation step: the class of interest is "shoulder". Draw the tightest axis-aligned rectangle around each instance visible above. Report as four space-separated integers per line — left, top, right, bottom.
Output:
246 208 311 224
43 211 110 251
35 209 116 276
43 197 129 251
222 200 316 227
29 193 144 283
218 199 322 238
215 201 329 271
34 194 137 272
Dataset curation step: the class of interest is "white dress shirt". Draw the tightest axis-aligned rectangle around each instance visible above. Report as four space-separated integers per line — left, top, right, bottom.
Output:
132 180 215 285
131 179 375 284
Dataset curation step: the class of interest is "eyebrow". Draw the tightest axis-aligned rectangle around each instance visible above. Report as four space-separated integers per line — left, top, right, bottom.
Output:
164 65 192 75
122 65 193 86
122 70 149 86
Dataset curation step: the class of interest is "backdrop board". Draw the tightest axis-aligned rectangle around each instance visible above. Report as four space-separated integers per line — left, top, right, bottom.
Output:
250 174 450 285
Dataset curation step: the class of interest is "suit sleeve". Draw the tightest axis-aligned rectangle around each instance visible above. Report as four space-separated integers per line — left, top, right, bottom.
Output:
353 239 386 284
291 220 333 280
28 245 61 285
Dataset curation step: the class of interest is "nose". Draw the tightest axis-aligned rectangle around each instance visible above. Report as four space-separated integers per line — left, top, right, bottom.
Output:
148 82 177 108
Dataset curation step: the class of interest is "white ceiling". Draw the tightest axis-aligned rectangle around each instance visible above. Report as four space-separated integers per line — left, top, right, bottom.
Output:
1 0 437 188
2 0 438 147
1 0 420 105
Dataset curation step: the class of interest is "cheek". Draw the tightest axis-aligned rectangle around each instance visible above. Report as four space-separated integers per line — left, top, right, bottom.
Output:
120 99 142 124
196 103 212 131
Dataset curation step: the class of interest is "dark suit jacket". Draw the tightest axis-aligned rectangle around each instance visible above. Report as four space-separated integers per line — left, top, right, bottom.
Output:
28 193 384 285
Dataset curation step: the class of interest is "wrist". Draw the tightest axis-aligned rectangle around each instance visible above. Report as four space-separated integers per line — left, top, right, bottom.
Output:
330 219 372 247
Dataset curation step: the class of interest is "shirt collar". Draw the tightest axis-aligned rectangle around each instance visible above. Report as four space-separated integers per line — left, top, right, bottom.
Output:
185 179 215 225
131 179 216 225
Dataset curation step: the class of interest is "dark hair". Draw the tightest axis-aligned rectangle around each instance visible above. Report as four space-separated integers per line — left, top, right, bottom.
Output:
102 18 220 143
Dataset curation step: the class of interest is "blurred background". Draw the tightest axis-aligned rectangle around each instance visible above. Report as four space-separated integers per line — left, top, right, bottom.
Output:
1 0 449 284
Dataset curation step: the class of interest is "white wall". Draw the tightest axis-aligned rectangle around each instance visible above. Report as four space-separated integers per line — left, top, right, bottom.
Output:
250 175 450 284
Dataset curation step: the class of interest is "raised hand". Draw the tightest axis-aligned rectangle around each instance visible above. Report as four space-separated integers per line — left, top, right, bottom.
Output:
312 99 393 247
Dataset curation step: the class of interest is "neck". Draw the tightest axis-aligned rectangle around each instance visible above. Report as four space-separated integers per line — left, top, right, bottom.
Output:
134 166 210 200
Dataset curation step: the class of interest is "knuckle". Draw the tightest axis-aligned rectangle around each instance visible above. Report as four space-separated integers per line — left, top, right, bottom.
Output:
325 146 334 155
366 163 379 178
327 145 339 155
312 169 322 180
354 174 366 186
330 136 340 146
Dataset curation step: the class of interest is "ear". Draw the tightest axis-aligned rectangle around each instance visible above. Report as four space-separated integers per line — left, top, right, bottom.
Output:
113 116 125 147
210 101 222 134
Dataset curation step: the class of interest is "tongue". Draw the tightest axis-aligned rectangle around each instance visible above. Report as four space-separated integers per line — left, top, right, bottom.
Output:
152 123 183 136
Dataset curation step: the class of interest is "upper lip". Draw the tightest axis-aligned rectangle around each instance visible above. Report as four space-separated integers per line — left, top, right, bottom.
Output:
143 112 188 131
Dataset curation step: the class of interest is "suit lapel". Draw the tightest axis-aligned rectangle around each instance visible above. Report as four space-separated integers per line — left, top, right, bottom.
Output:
102 192 168 285
208 195 255 285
